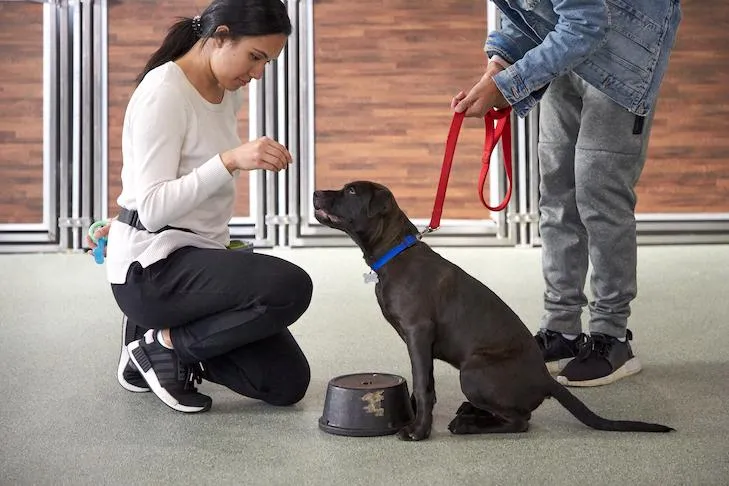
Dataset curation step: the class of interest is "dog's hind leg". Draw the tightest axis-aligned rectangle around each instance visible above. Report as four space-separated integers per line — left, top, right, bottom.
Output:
448 406 529 434
448 360 532 434
453 401 505 426
449 402 507 433
455 402 501 420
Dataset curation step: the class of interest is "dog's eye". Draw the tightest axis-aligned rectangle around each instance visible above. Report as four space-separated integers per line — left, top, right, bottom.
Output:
347 187 356 195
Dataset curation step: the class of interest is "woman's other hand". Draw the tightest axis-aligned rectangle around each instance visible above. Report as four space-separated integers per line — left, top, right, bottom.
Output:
221 136 293 173
85 219 112 256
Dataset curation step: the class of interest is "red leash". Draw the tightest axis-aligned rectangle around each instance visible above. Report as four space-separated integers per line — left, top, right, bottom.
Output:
425 107 513 234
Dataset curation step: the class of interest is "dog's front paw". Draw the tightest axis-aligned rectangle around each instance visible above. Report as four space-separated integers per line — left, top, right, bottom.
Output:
396 424 431 441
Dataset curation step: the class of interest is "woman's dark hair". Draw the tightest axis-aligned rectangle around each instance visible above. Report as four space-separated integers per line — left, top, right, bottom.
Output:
136 0 292 84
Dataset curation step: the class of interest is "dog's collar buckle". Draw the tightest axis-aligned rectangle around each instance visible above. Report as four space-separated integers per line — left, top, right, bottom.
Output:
417 226 436 239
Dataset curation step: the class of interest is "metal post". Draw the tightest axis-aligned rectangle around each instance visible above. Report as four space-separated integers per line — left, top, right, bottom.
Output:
248 74 270 245
264 63 278 246
45 0 60 241
78 0 94 249
70 0 82 249
57 0 71 250
94 0 108 223
486 2 511 240
285 0 300 248
516 114 529 247
275 29 288 248
528 105 541 246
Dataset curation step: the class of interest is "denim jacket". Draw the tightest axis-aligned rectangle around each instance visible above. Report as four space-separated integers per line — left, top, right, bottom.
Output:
485 0 682 118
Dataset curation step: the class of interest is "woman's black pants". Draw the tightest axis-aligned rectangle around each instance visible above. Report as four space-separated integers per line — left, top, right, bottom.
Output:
111 246 313 406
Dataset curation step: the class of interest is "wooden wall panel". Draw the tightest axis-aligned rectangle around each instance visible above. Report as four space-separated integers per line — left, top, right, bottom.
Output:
312 0 729 218
312 0 493 220
107 0 251 218
0 4 44 224
636 0 729 213
0 1 726 232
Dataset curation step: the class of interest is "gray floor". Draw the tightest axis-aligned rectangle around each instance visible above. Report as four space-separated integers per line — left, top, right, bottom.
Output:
1 244 728 486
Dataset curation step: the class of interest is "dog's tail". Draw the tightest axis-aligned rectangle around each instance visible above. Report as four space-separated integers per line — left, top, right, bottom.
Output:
547 379 674 432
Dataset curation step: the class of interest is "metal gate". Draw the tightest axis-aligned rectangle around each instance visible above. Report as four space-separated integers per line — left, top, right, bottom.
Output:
278 0 518 249
2 0 728 253
0 0 276 252
0 0 67 252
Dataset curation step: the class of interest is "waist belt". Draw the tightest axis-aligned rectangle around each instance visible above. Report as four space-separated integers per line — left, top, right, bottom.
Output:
117 207 195 235
116 207 253 252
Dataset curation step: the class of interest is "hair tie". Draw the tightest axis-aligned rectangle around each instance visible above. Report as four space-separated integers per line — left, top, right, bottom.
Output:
191 15 202 37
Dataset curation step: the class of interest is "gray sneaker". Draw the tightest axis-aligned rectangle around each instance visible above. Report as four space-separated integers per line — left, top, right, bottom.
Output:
556 330 642 387
534 329 587 374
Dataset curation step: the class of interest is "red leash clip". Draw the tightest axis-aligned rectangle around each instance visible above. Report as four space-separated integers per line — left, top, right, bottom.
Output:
425 107 513 233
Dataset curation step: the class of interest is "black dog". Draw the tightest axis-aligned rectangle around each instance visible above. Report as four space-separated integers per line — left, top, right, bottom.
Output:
313 181 673 441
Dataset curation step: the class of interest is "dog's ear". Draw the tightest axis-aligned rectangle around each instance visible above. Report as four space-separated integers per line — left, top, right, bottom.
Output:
366 187 393 217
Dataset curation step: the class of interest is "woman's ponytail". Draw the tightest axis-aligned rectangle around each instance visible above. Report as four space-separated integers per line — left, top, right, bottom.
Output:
135 17 199 84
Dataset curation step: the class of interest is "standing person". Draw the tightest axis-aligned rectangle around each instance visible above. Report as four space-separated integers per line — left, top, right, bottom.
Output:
452 0 681 386
99 0 313 413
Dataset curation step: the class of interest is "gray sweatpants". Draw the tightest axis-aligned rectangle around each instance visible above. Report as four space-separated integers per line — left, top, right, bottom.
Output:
537 72 654 339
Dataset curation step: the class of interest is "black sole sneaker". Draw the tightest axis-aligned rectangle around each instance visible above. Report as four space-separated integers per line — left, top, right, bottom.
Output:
534 329 587 374
127 329 212 413
556 330 642 387
117 316 150 393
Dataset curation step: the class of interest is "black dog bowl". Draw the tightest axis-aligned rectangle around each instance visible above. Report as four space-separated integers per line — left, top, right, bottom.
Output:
318 372 414 437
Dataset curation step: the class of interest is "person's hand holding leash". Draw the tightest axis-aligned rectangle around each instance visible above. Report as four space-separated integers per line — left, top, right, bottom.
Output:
221 136 292 174
452 62 510 117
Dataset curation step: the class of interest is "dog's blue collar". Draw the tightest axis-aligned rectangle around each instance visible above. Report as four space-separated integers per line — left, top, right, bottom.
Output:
370 234 419 272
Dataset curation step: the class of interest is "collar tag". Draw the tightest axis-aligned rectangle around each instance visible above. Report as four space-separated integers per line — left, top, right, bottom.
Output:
363 271 379 284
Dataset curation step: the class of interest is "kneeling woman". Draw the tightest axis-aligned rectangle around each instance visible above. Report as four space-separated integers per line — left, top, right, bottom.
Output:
104 0 312 413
